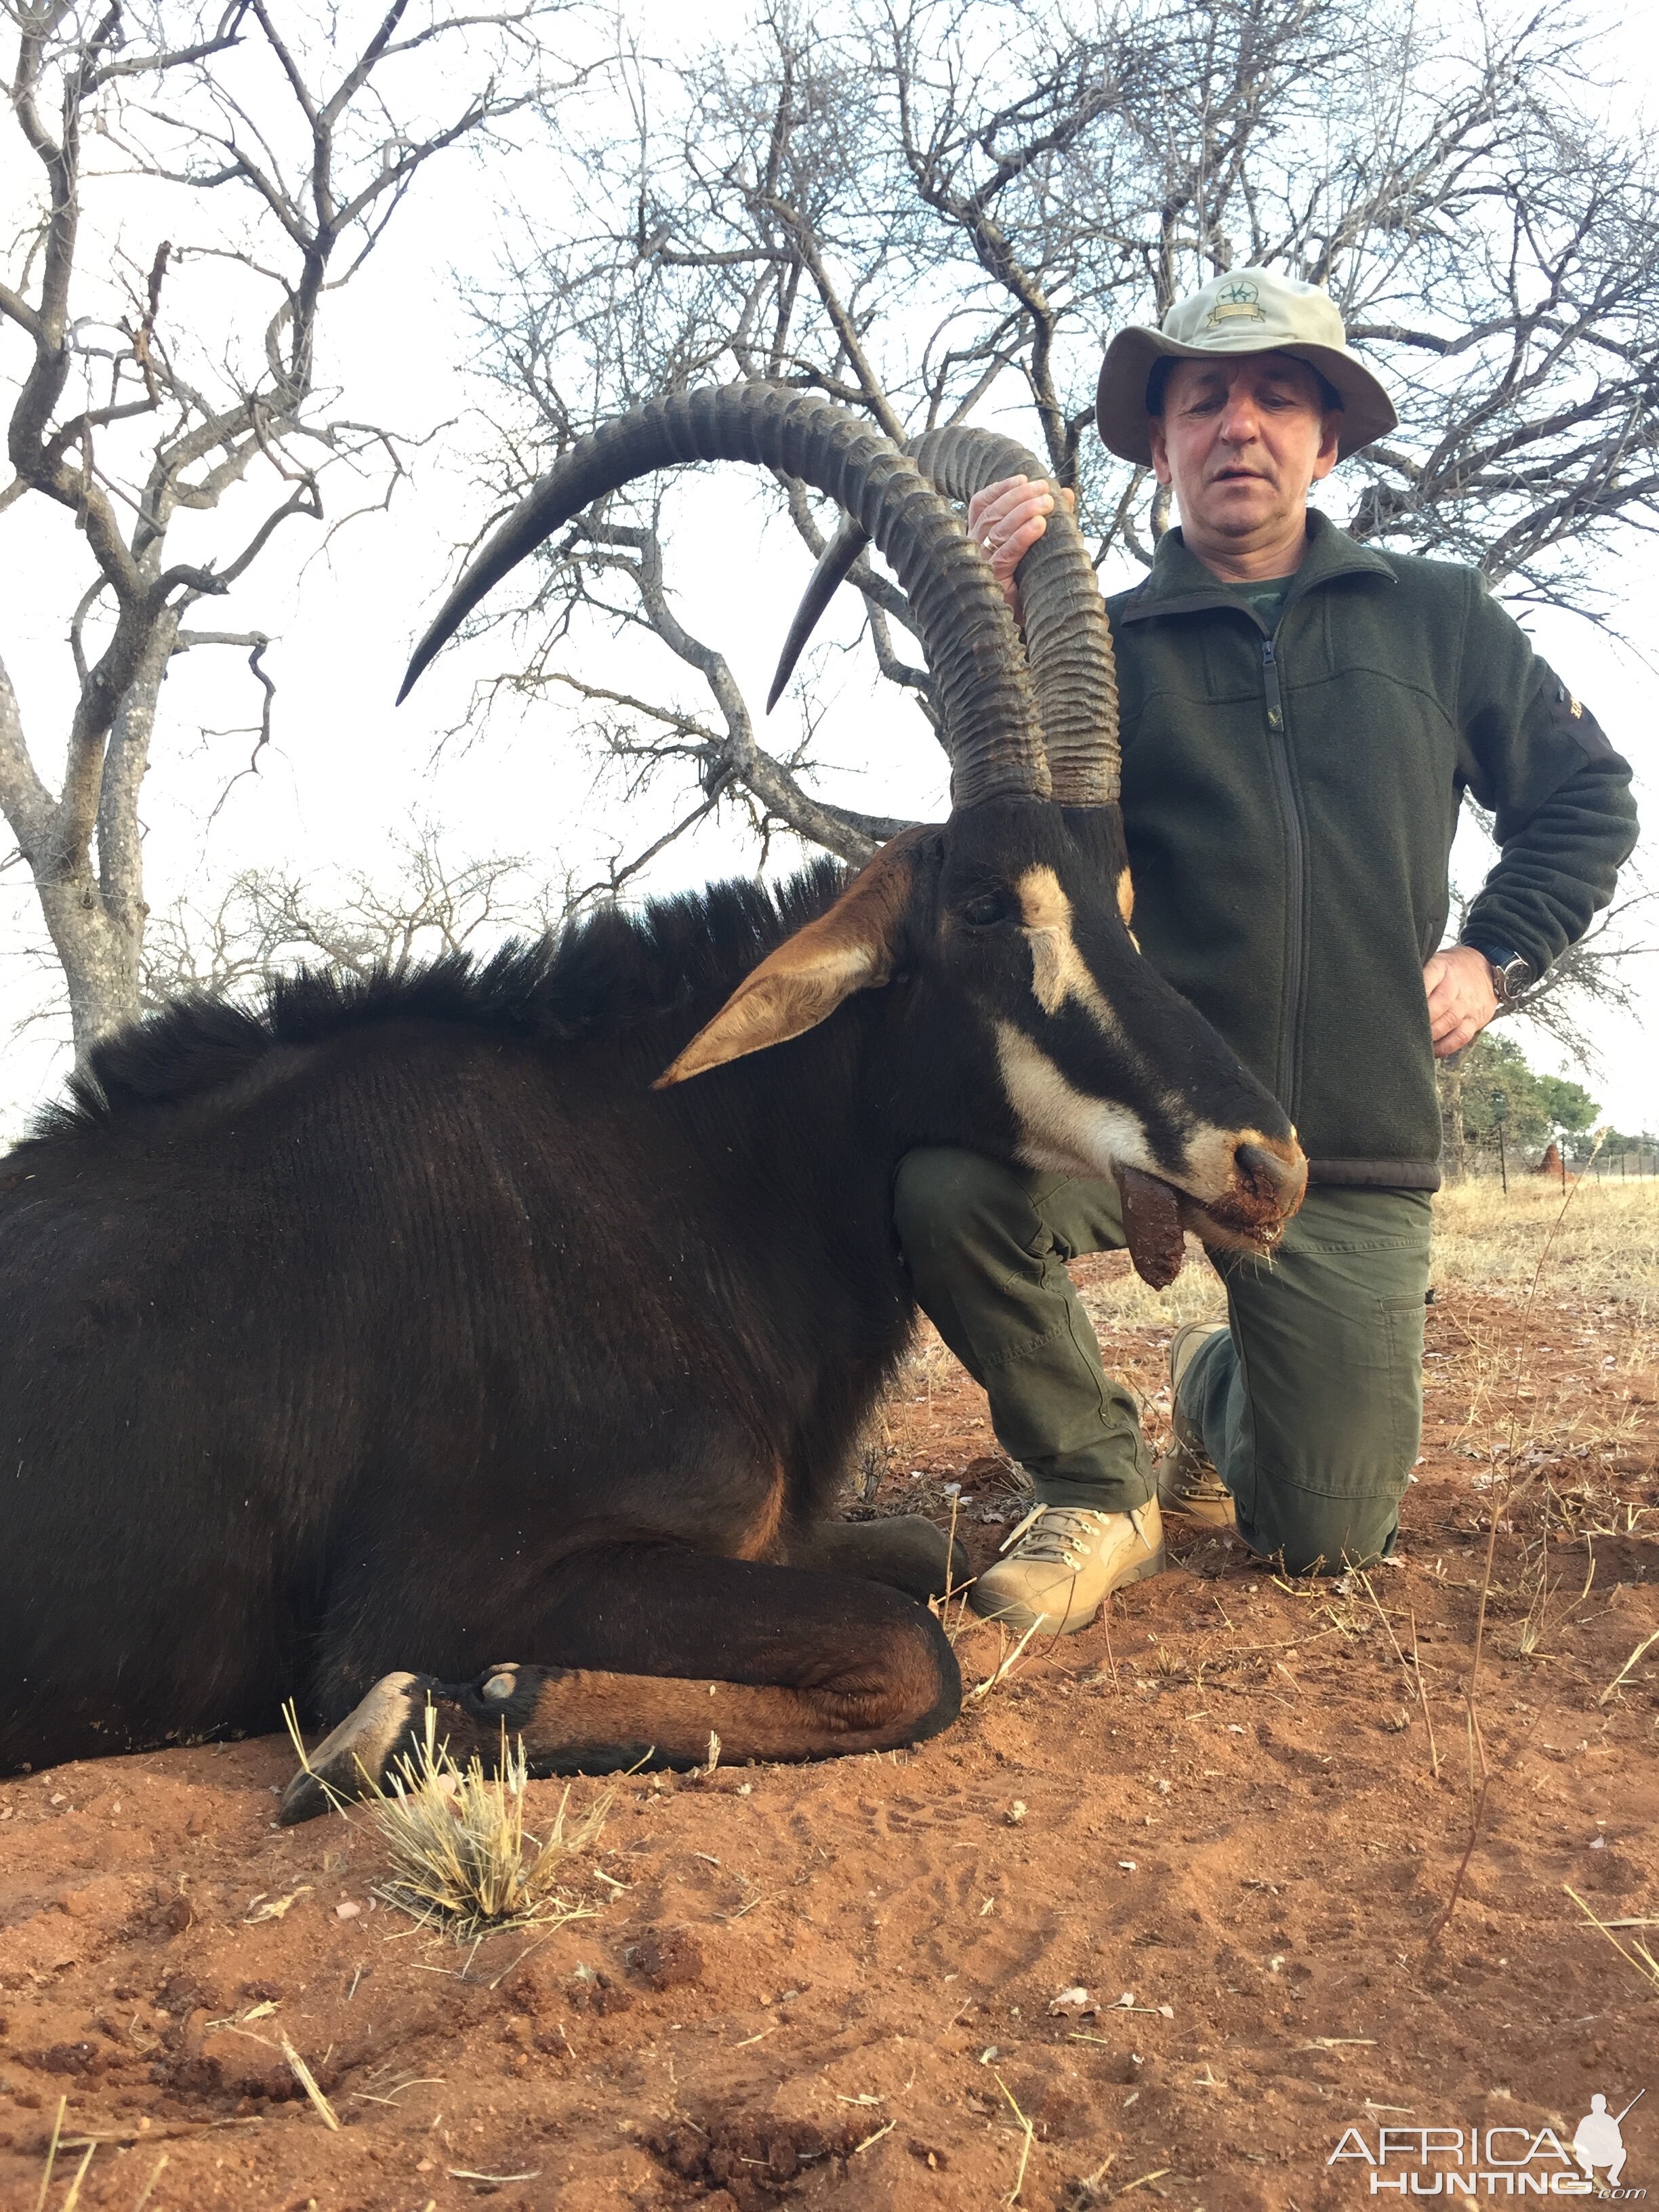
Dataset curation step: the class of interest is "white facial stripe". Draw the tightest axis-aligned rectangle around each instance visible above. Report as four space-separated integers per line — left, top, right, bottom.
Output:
998 1025 1284 1203
1005 871 1288 1204
995 1022 1156 1179
1015 865 1120 1031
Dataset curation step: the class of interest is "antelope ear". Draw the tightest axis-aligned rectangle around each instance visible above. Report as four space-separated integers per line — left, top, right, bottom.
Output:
655 832 923 1087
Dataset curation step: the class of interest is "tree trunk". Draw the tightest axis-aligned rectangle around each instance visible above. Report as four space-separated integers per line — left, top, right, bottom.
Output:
0 616 175 1069
1440 1059 1467 1182
33 872 139 1063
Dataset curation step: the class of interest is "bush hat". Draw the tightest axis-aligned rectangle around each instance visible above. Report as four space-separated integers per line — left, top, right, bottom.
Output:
1095 268 1397 466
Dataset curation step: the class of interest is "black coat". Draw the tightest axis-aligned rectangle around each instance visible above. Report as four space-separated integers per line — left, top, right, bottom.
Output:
1107 512 1638 1186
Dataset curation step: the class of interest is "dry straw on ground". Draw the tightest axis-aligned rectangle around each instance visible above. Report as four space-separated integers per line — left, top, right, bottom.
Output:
1431 1175 1659 1309
1074 1175 1659 1337
287 1700 611 1942
1565 1884 1659 1994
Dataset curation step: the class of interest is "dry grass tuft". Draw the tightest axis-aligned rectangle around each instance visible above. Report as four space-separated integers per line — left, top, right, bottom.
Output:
288 1700 611 1942
367 1707 612 1940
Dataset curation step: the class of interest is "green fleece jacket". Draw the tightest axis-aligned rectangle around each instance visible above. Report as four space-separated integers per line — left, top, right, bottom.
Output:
1106 512 1639 1188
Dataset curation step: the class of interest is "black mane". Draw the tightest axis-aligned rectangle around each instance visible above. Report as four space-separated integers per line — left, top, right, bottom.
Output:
26 860 848 1144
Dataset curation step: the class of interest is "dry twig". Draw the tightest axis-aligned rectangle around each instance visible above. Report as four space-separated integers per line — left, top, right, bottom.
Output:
1409 1607 1441 1782
1599 1627 1659 1706
969 1614 1044 1699
1564 1885 1659 1992
993 2072 1036 2205
131 2156 169 2212
33 2097 65 2212
280 2037 341 2131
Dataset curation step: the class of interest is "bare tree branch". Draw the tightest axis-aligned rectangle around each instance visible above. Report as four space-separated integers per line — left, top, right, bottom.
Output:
1 1 579 1063
137 817 581 1002
465 0 1659 874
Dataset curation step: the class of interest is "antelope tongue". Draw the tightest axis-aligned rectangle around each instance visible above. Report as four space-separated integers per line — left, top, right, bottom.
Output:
1115 1165 1186 1290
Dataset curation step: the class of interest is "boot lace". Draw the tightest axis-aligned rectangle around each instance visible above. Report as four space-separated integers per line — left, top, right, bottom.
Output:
998 1502 1150 1570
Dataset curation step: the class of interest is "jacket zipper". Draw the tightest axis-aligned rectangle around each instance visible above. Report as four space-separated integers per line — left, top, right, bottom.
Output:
1260 634 1305 1112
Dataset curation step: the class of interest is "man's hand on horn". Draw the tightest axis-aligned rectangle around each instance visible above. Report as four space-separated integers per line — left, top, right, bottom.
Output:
966 474 1077 617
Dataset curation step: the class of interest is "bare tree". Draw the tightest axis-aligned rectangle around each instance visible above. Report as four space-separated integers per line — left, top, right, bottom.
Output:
138 816 577 998
0 1 575 1065
461 0 1659 872
1503 904 1652 1061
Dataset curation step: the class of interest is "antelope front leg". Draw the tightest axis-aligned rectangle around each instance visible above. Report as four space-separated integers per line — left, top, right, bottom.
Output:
279 1546 960 1823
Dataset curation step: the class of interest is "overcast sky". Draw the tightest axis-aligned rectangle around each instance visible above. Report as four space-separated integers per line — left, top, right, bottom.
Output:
1 0 1654 1147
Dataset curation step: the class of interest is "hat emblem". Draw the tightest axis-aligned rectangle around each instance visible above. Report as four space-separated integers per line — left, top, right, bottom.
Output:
1206 278 1268 328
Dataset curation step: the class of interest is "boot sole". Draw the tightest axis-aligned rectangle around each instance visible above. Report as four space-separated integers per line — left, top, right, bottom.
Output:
1115 1541 1168 1587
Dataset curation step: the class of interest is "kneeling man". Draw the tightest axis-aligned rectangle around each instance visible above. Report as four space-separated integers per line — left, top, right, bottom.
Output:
895 268 1637 1630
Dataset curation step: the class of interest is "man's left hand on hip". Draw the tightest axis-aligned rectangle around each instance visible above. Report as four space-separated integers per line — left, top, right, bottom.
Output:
1422 945 1499 1057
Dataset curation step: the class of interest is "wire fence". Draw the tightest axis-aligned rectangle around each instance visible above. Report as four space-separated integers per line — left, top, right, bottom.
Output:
1588 1147 1659 1181
1452 1141 1658 1188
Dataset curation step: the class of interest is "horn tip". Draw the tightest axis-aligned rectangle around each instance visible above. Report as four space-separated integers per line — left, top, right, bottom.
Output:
396 638 435 705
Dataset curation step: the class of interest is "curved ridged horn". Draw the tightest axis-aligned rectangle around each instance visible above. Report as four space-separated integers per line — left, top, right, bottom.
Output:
766 430 1120 806
400 383 1049 811
764 516 869 714
908 429 1118 806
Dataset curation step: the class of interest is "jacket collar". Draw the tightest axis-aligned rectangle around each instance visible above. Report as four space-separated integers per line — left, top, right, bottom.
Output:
1115 508 1397 623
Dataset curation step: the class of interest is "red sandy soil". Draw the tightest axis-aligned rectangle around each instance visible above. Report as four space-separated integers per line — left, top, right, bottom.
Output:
2 1258 1655 2212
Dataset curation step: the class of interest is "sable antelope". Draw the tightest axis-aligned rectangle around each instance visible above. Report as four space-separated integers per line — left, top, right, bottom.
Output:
0 385 1304 1817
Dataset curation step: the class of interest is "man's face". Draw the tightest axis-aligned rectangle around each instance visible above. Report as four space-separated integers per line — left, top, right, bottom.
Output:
1147 354 1340 547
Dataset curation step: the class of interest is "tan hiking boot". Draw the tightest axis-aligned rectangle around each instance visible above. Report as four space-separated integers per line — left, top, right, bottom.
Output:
1155 1321 1235 1528
970 1500 1165 1635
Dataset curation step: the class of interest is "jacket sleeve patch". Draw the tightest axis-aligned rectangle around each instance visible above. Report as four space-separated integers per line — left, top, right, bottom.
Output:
1536 661 1614 762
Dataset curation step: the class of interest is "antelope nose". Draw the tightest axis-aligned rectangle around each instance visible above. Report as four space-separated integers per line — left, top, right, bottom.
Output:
1235 1141 1308 1217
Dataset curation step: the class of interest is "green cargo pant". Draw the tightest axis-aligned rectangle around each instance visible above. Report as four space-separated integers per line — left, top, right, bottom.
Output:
893 1149 1432 1574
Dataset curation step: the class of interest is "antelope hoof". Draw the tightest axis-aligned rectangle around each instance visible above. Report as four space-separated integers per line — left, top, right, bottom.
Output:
796 1513 970 1601
278 1670 427 1824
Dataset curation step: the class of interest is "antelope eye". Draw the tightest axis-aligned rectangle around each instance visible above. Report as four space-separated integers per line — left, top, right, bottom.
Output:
960 891 1012 929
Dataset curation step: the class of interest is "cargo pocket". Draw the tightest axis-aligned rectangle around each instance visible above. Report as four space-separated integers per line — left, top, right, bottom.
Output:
1376 1289 1429 1477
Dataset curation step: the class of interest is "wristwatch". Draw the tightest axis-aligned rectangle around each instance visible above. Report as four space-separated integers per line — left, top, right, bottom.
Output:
1463 942 1532 1004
